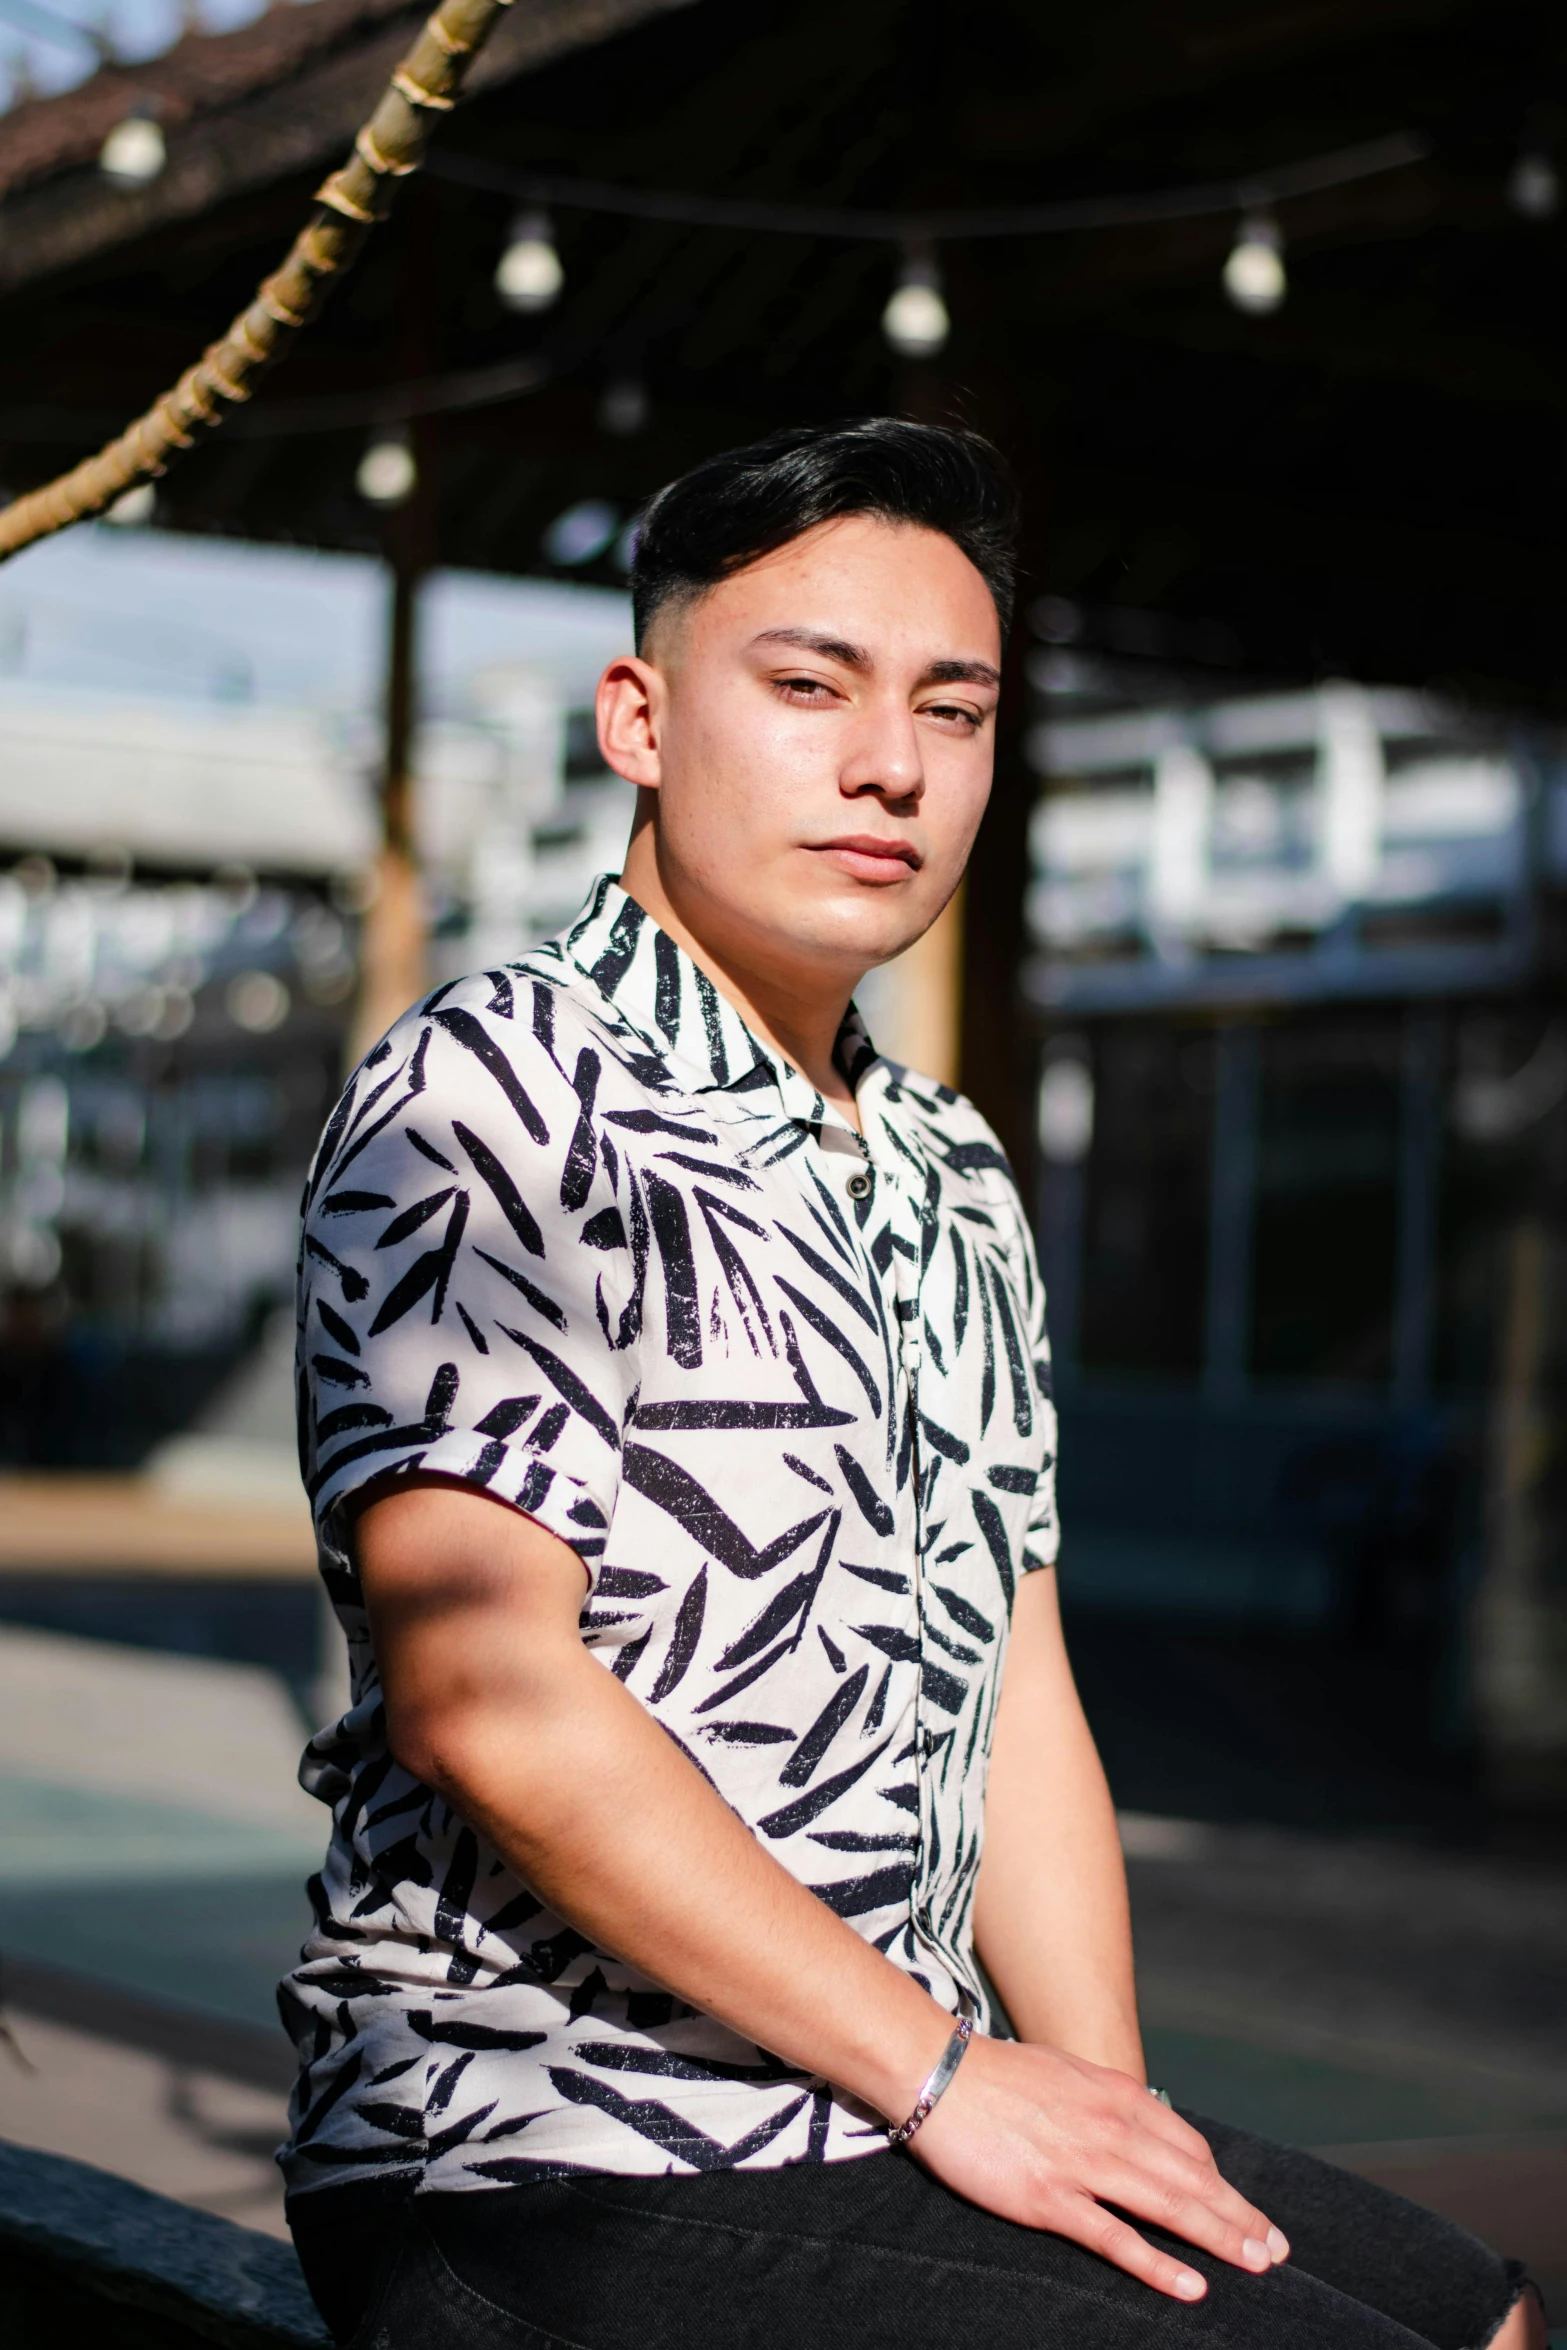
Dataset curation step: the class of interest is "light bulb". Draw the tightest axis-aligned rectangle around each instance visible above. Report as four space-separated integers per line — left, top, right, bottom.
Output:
543 499 619 567
104 482 156 527
598 377 649 437
1038 1055 1094 1165
1508 151 1559 219
357 430 416 507
1223 212 1286 314
882 250 949 359
496 210 564 312
99 113 166 187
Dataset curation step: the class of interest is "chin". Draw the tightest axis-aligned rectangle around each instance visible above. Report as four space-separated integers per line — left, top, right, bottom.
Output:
780 883 939 970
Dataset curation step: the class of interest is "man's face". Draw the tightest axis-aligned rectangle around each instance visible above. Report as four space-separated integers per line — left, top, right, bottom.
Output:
598 515 1001 991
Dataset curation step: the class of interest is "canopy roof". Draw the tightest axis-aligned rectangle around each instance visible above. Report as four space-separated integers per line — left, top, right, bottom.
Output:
1 0 1561 697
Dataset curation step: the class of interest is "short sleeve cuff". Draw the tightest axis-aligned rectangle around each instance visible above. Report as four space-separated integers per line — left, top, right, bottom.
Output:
1022 1506 1059 1572
314 1431 616 1589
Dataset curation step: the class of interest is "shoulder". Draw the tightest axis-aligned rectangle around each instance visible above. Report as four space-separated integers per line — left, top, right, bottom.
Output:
404 945 605 1069
356 948 635 1113
304 955 607 1211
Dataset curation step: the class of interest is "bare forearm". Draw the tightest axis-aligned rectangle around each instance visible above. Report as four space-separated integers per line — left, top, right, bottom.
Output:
413 1645 951 2124
973 1571 1144 2075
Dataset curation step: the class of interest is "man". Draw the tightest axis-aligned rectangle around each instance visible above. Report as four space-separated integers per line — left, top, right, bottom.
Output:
281 420 1538 2350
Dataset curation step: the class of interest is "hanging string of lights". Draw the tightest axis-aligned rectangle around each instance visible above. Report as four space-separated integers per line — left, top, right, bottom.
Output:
53 108 1555 376
346 130 1425 503
2 74 1557 540
435 130 1429 242
436 129 1433 351
0 116 1540 466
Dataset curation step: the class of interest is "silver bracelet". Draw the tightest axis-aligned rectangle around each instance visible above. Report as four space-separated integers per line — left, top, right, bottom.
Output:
887 2016 974 2148
1148 2084 1172 2107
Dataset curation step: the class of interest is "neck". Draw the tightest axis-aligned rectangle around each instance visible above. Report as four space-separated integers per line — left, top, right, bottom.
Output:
616 842 862 1128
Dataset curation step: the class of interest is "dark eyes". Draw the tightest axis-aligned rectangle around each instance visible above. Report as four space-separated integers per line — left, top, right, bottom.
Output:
772 676 986 730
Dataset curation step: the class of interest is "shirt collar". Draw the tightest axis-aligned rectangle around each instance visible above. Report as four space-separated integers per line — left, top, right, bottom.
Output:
559 874 884 1134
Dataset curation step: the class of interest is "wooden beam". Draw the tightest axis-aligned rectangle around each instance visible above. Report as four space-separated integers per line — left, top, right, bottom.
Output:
0 0 698 295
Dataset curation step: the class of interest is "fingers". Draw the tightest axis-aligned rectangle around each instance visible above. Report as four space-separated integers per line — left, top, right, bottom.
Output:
1147 2160 1286 2272
1165 2169 1286 2269
1084 2100 1288 2274
1099 2079 1290 2268
1098 2166 1281 2276
1061 2197 1210 2303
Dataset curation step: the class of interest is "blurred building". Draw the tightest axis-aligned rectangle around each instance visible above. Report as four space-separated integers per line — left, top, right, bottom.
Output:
1026 611 1567 1806
0 530 632 1468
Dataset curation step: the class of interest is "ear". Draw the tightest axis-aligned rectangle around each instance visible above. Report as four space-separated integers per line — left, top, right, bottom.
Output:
596 655 665 790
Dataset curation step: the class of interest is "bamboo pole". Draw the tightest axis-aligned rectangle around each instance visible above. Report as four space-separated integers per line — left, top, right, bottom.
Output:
348 475 432 1063
0 0 515 564
344 211 441 1065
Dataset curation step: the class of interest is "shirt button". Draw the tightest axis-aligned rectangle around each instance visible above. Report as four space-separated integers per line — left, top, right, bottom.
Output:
846 1171 873 1200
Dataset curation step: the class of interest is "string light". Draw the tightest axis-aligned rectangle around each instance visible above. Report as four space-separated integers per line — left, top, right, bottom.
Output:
1508 147 1559 219
543 499 618 565
104 482 156 526
21 122 1437 487
597 376 649 436
356 427 417 507
433 129 1426 245
99 110 166 187
882 247 949 359
1223 212 1286 314
495 210 564 312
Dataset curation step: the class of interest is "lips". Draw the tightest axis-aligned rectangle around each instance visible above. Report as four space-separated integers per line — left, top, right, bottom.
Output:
808 835 922 882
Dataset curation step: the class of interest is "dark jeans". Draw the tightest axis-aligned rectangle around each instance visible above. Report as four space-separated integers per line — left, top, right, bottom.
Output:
288 2113 1528 2350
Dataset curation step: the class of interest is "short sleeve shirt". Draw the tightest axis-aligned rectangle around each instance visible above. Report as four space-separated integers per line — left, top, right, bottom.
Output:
280 875 1058 2196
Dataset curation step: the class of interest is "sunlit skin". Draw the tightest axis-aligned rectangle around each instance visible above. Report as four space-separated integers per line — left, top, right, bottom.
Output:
351 510 1545 2340
602 514 1000 1125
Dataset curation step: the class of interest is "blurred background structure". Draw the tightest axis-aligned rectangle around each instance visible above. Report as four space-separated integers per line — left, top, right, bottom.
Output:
0 0 1564 2324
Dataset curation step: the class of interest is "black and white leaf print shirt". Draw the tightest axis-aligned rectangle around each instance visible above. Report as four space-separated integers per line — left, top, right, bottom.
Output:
281 875 1058 2197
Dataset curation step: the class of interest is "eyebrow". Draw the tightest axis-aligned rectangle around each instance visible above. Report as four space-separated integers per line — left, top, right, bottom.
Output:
753 626 870 668
920 657 1001 690
752 628 1000 693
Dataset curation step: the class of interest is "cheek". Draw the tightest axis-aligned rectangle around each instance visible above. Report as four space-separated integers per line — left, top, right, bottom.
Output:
665 691 827 843
923 745 994 869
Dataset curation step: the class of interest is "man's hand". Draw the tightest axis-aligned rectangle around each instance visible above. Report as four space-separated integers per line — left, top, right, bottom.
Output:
913 2036 1289 2302
962 1569 1288 2297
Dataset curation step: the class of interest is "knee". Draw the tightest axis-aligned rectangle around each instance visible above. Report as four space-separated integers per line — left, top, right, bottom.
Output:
1489 2285 1548 2350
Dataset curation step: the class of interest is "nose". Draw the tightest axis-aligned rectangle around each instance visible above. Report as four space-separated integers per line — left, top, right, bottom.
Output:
839 692 924 807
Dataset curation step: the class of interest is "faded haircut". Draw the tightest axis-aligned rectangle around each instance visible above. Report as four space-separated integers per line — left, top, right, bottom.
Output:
629 418 1019 651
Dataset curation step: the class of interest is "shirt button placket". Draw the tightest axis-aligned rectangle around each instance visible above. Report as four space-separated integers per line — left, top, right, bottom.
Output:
885 1176 934 1958
855 1140 929 1942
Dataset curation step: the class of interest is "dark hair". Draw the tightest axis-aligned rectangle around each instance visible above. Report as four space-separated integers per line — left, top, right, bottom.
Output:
630 418 1019 650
